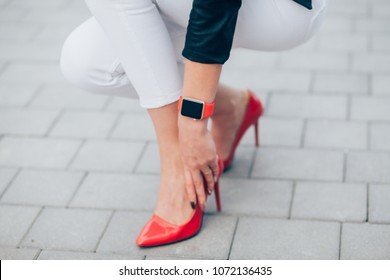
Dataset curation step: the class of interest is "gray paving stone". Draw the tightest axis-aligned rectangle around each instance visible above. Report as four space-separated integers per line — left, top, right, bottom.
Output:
351 97 390 121
38 250 138 260
372 1 390 17
98 211 237 259
372 35 390 52
372 75 390 95
280 52 349 71
33 25 81 43
0 136 81 168
70 173 159 211
0 168 17 197
346 152 390 184
0 205 41 247
0 8 27 22
341 223 390 260
268 94 347 119
369 184 390 223
0 108 59 135
222 146 256 179
327 0 368 17
0 23 42 42
291 182 367 222
105 97 145 113
224 49 279 70
352 54 390 72
1 169 84 206
317 34 369 52
96 211 152 259
21 8 89 25
370 123 390 151
8 0 67 8
313 73 369 94
260 118 303 147
0 42 62 61
30 86 109 110
230 218 340 259
304 121 367 149
216 178 292 218
110 113 156 141
21 207 112 252
0 84 38 107
318 17 353 34
70 140 145 172
220 70 311 92
0 62 66 85
356 18 390 33
49 111 118 139
0 248 40 260
135 142 159 174
252 148 344 181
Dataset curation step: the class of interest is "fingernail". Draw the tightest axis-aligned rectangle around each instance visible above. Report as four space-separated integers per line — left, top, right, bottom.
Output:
207 189 212 195
190 201 196 210
214 176 218 182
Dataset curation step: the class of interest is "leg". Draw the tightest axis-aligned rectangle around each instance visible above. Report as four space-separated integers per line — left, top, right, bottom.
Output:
61 0 194 225
148 104 193 224
60 17 138 99
212 0 328 159
84 0 183 108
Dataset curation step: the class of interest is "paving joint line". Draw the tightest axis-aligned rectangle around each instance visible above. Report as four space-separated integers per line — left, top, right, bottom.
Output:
227 217 239 260
65 171 89 208
106 111 123 139
287 182 296 220
93 210 116 253
366 183 369 223
65 138 86 170
16 206 45 249
131 140 149 174
0 167 21 201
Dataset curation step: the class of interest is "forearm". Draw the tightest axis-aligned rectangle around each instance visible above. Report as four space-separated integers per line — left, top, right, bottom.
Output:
178 60 221 130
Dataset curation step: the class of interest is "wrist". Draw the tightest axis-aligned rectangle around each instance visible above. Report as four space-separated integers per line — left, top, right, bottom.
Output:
178 114 208 134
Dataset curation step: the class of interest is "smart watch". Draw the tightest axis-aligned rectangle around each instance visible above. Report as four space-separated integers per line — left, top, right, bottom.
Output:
178 96 215 120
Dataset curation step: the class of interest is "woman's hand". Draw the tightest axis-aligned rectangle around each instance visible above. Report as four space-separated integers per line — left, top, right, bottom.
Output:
178 115 220 211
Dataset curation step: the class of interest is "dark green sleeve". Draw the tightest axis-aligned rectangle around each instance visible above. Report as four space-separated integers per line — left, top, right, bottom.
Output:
293 0 312 9
182 0 242 64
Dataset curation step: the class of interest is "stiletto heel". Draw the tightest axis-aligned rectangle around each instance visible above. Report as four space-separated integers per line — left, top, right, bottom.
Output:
254 120 259 147
214 180 221 212
136 157 224 247
222 90 264 170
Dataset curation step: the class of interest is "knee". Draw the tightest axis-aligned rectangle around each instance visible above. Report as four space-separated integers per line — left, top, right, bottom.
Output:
60 26 96 91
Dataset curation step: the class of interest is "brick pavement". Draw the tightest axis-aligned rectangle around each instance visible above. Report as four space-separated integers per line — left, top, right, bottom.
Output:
1 0 390 260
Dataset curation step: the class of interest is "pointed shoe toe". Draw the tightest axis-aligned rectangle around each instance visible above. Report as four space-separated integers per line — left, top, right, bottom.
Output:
136 157 224 247
136 204 203 247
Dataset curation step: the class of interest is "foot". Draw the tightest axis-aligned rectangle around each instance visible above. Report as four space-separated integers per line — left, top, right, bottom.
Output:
154 152 194 225
211 88 249 160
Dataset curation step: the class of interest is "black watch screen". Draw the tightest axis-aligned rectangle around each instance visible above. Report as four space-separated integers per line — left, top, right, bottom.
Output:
181 99 204 120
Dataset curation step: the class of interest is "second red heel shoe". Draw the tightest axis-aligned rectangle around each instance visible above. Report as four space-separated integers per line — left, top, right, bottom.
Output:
223 89 264 170
136 157 224 247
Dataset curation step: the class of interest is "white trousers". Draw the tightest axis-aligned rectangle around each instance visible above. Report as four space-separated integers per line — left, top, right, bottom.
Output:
60 0 327 108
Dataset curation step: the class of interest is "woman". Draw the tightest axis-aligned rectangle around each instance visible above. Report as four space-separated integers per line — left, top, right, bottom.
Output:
60 0 327 247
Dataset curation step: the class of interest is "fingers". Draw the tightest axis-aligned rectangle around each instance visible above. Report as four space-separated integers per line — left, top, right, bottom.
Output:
184 169 197 209
210 157 220 183
192 170 207 211
201 166 215 194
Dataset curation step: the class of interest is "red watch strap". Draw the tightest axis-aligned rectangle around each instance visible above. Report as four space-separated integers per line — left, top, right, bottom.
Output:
203 100 215 118
178 96 215 119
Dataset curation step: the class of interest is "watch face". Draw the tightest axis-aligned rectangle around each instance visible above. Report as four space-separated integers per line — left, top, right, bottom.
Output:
181 98 204 119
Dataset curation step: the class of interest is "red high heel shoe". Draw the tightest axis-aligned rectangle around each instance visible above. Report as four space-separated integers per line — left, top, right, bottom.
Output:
136 157 224 247
222 89 264 170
